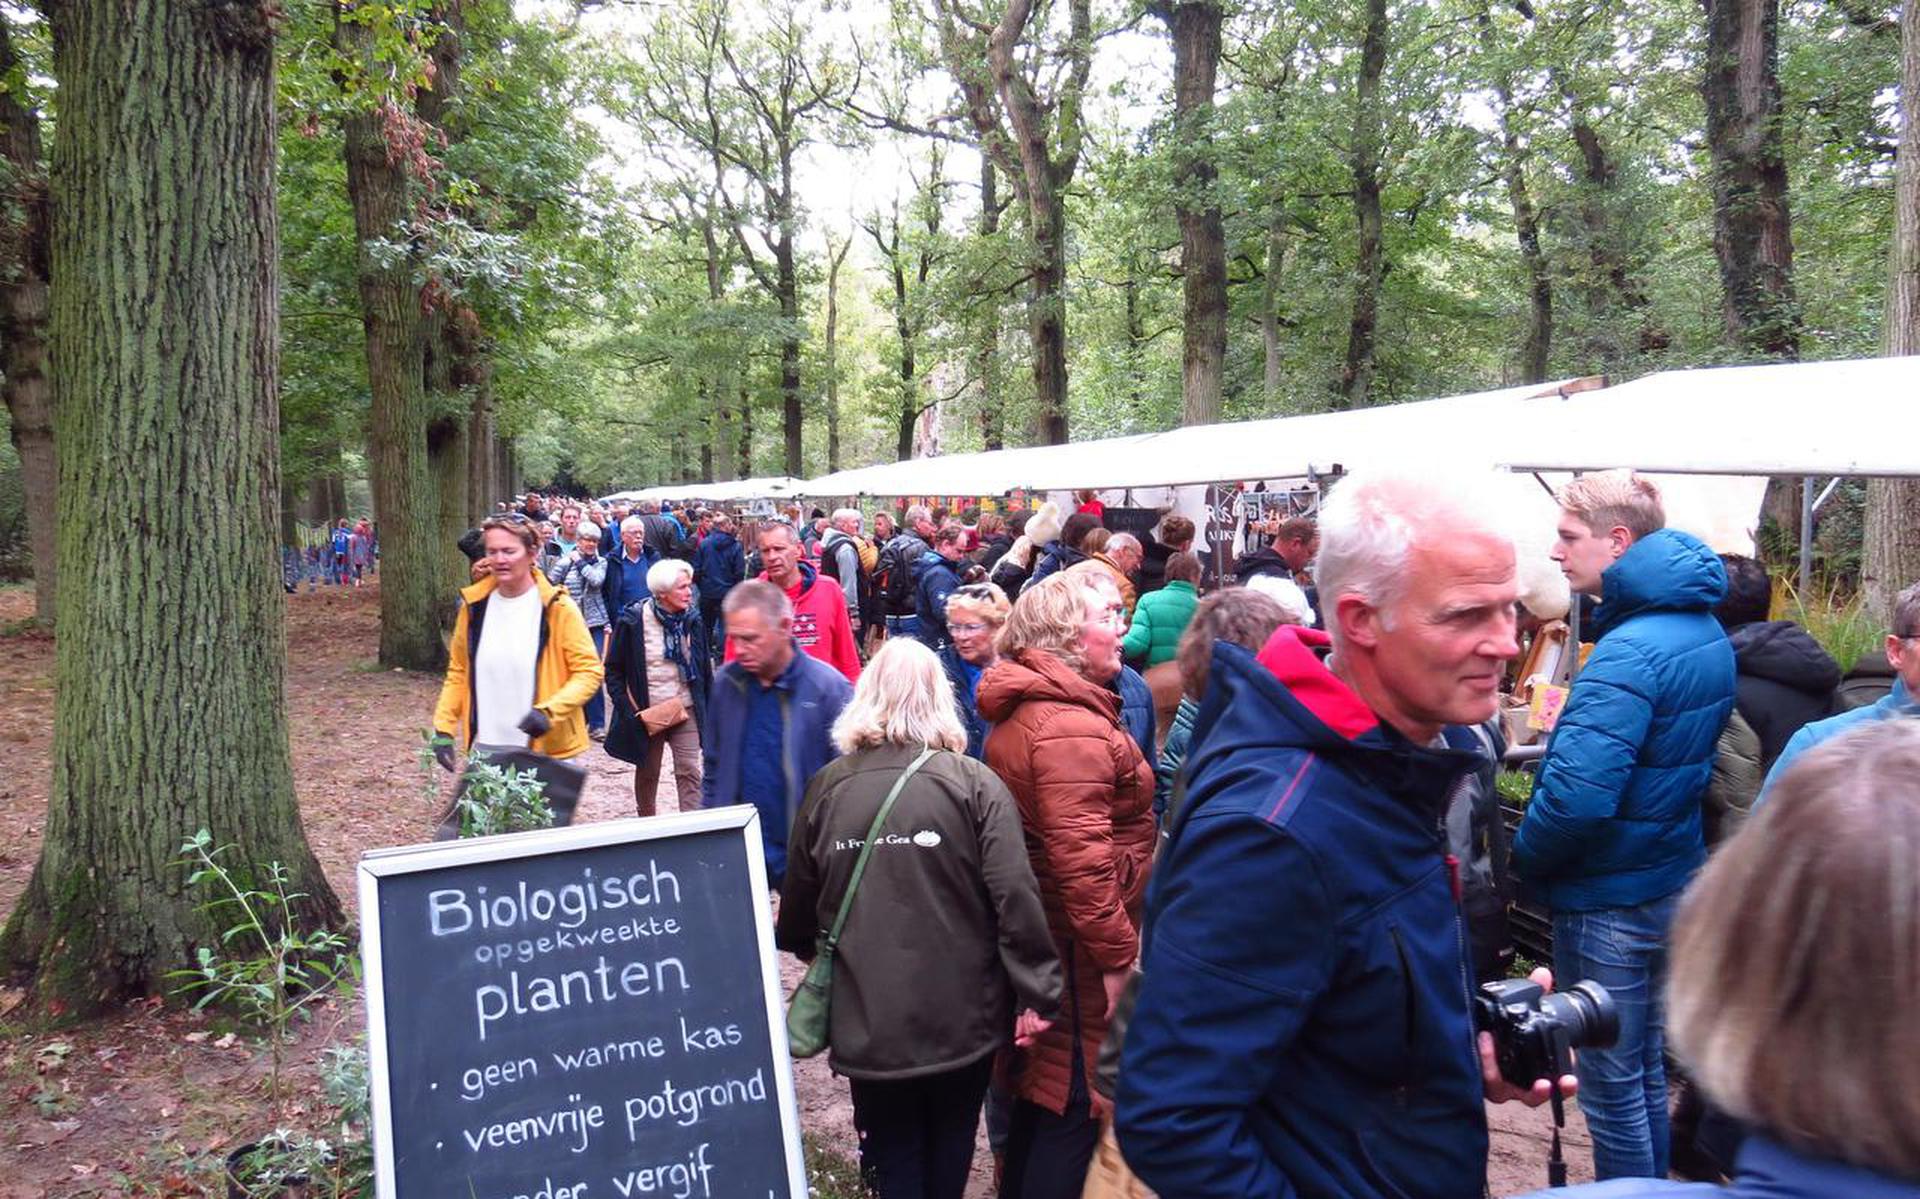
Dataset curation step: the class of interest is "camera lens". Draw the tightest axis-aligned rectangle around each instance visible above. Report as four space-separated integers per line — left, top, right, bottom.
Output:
1540 980 1621 1051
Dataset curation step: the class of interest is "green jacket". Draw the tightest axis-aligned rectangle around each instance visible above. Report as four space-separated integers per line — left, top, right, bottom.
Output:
1123 580 1198 667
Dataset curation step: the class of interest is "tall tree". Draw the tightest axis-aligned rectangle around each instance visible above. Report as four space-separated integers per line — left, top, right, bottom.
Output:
1150 0 1227 425
930 0 1093 444
1701 0 1800 358
866 159 945 460
0 17 53 624
823 232 851 472
1336 0 1388 407
1478 8 1551 383
973 155 1006 450
1863 0 1920 618
0 0 341 1012
339 6 443 669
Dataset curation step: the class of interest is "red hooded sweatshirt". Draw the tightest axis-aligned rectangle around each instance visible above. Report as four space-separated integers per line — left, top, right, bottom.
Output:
725 560 862 683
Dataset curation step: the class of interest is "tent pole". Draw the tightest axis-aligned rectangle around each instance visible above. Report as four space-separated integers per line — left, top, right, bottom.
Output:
1798 475 1815 585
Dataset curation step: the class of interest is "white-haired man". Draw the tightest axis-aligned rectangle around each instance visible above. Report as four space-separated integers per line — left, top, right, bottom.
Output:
1116 468 1570 1199
819 508 874 642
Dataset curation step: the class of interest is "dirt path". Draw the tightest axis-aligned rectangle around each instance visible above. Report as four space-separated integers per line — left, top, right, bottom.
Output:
0 582 1588 1196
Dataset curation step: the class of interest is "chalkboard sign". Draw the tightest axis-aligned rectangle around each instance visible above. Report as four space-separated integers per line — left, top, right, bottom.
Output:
358 808 806 1199
1100 506 1162 542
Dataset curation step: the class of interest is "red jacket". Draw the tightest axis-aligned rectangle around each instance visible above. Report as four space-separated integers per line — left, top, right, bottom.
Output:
977 649 1155 1115
724 561 862 683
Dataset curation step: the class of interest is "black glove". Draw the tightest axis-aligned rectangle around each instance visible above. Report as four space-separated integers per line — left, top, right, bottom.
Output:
431 735 458 773
518 708 552 738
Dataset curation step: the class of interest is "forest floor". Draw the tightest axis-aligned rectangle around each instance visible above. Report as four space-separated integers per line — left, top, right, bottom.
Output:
0 581 1591 1197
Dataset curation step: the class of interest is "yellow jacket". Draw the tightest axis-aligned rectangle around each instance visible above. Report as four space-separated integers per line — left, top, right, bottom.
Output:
432 572 605 760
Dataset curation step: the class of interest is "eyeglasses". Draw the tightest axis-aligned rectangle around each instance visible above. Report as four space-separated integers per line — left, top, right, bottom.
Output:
950 622 991 636
1096 604 1129 628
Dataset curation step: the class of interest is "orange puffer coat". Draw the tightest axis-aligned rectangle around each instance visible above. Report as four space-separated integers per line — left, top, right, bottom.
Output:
977 649 1156 1115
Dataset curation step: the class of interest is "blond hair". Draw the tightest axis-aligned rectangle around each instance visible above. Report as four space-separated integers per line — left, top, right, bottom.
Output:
1556 468 1665 539
830 639 967 754
998 571 1104 674
946 581 1011 627
1667 719 1920 1176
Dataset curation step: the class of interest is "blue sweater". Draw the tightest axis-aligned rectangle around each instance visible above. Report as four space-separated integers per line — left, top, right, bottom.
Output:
1515 1134 1920 1199
1513 529 1735 912
1116 627 1489 1198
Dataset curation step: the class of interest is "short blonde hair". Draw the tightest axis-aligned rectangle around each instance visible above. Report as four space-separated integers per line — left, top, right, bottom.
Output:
1081 526 1112 555
946 581 1011 627
1557 468 1665 539
830 639 966 754
1667 719 1920 1176
998 571 1104 674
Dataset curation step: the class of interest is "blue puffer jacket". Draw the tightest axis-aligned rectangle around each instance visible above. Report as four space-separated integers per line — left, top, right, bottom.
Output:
1514 1134 1920 1199
915 550 963 648
1512 529 1735 912
1758 678 1916 802
1115 627 1490 1199
939 644 991 760
701 642 852 881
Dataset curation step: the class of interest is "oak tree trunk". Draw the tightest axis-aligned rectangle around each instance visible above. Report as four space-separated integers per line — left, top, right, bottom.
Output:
1338 0 1388 408
1864 0 1920 619
1701 0 1800 359
1262 202 1289 404
341 4 442 669
0 0 342 1014
976 157 1004 451
824 236 849 473
0 19 55 624
1155 0 1227 426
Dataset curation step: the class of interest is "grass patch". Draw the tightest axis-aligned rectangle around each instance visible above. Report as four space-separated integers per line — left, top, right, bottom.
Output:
805 1133 872 1198
1778 576 1884 669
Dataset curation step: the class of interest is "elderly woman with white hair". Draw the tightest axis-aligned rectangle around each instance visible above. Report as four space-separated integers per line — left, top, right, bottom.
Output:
776 638 1061 1199
605 557 710 816
941 581 1012 759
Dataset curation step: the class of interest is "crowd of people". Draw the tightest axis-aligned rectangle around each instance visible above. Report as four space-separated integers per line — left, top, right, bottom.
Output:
421 476 1920 1199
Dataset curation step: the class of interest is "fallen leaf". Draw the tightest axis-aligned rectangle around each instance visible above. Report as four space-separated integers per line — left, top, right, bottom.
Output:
69 1163 96 1177
182 1031 209 1044
213 1032 238 1049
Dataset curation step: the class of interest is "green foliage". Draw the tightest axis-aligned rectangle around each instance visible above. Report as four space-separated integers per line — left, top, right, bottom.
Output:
1781 576 1887 671
167 830 360 1119
1496 769 1536 807
450 757 558 838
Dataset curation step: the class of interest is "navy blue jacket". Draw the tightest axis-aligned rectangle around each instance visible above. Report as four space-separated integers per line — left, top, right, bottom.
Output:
1114 664 1155 769
1513 529 1735 911
1115 626 1489 1199
693 530 745 602
701 642 852 884
940 644 991 760
603 544 658 623
1515 1135 1920 1199
603 597 712 767
915 550 964 648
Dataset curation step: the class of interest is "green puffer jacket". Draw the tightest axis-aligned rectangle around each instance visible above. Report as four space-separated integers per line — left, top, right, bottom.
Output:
1122 580 1198 667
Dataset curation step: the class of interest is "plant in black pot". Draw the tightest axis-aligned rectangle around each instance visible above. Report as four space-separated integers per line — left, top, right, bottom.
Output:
167 830 360 1198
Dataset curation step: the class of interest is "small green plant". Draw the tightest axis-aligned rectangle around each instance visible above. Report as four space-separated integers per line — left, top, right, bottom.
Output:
317 1043 374 1194
167 830 359 1120
1779 575 1885 671
1495 769 1535 807
450 759 556 838
804 1134 872 1198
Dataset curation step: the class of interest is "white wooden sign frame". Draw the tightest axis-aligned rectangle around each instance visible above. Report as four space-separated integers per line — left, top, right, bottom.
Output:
356 807 807 1199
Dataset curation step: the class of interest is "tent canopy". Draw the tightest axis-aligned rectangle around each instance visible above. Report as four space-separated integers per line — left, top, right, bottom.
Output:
602 476 807 505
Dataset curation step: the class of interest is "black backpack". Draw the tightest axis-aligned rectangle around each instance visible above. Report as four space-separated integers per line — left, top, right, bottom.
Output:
873 537 918 618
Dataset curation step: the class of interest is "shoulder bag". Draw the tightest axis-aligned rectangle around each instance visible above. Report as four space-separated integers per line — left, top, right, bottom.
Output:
786 745 937 1058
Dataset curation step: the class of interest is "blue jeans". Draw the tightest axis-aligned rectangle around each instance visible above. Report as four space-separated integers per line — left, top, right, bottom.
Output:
584 625 607 733
1551 890 1682 1181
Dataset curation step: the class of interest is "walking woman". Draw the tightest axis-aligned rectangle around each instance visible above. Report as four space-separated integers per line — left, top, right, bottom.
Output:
777 639 1061 1199
429 513 604 824
940 582 1011 759
975 571 1157 1199
605 558 712 817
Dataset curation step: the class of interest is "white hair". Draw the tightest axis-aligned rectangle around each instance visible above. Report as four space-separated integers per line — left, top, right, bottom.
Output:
831 508 862 528
646 558 694 596
577 522 601 542
1107 532 1142 554
621 514 646 535
1313 468 1515 651
1244 575 1316 626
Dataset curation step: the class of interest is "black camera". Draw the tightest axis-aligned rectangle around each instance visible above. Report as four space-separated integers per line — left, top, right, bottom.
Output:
1472 978 1619 1089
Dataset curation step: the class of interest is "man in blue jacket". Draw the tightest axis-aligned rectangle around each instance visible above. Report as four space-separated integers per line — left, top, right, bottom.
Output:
1513 469 1735 1182
1116 469 1568 1199
692 512 745 657
914 522 968 649
702 580 851 887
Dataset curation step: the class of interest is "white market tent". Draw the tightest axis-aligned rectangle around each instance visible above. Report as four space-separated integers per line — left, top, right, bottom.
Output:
602 475 808 505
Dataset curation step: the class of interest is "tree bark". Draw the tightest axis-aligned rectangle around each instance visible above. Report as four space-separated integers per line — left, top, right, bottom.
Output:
0 18 55 625
975 156 1004 451
701 212 738 483
1337 0 1388 408
1153 0 1227 426
1262 201 1289 404
1863 0 1920 619
1493 74 1551 382
0 0 341 1013
824 235 850 472
1701 0 1800 359
340 6 442 669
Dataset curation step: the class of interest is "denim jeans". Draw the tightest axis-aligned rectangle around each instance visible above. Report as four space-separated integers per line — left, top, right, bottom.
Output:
1551 889 1682 1181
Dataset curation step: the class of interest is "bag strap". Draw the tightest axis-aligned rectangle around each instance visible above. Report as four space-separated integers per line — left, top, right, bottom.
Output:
821 746 937 952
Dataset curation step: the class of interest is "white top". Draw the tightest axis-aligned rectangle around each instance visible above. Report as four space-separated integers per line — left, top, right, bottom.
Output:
472 584 544 748
642 603 686 705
